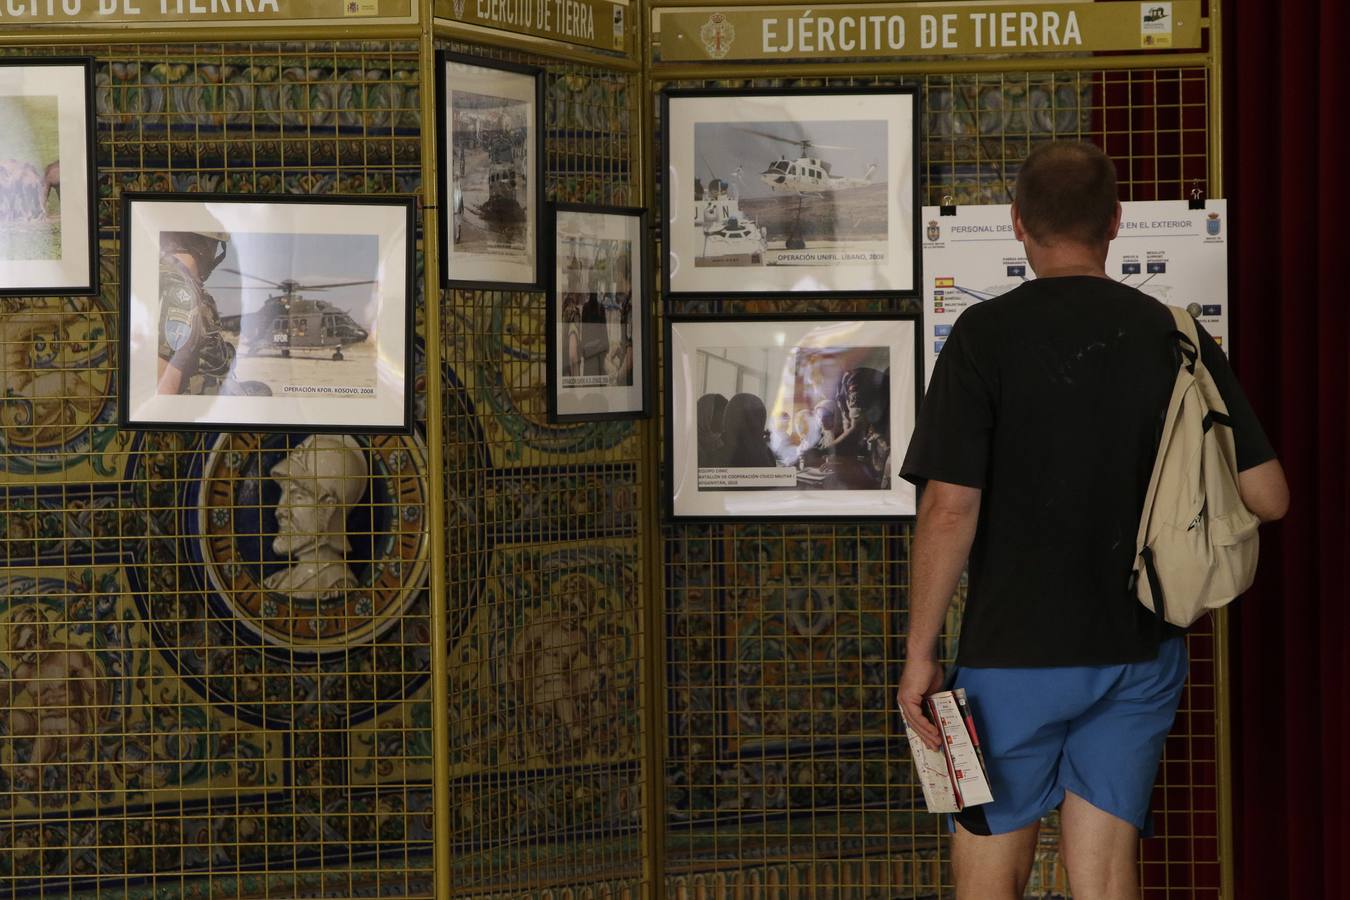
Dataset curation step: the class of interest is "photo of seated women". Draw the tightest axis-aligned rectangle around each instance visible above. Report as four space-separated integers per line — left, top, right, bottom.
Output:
692 344 891 490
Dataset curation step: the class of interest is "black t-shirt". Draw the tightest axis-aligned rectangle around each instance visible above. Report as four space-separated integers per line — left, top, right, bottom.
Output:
900 276 1276 668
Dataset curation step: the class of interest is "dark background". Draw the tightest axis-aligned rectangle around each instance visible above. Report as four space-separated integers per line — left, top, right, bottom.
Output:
1224 0 1349 896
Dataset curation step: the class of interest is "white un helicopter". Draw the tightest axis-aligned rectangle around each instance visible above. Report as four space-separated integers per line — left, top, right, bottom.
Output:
738 129 878 249
744 130 879 195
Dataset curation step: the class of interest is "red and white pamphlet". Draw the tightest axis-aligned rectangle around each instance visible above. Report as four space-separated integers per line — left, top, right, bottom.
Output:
904 688 994 813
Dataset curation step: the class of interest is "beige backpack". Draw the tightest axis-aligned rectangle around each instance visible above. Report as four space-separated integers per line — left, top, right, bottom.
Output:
1132 306 1261 627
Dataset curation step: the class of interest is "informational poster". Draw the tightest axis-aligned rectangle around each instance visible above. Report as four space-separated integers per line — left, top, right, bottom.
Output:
919 199 1230 384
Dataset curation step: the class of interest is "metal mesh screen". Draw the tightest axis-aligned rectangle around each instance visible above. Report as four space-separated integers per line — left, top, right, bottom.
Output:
0 32 1225 900
920 67 1211 205
657 67 1221 900
0 42 434 898
435 40 650 899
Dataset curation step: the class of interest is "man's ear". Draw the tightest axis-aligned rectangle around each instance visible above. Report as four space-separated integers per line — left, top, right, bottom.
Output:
1105 201 1123 241
1011 202 1027 242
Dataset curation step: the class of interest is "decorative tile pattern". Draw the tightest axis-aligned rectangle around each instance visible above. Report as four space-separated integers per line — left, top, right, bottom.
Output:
0 570 282 814
351 699 435 786
722 529 896 753
470 288 638 463
0 485 124 565
448 541 641 772
0 298 127 480
448 766 643 889
485 465 640 543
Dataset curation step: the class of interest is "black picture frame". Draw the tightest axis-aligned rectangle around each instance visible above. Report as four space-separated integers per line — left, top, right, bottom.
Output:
0 56 98 297
546 202 652 423
436 50 545 292
658 85 923 300
118 192 416 434
664 311 924 522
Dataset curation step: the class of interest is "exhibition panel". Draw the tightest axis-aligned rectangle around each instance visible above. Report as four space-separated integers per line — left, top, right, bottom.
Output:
430 35 652 900
0 2 1234 898
652 58 1225 899
0 41 438 897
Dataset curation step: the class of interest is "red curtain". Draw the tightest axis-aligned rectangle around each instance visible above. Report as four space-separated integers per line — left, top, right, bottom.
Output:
1225 1 1349 897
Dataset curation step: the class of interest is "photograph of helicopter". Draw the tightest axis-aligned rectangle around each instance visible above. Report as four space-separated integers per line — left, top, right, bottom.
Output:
201 230 383 397
664 87 919 298
693 118 889 268
121 194 414 432
219 275 373 362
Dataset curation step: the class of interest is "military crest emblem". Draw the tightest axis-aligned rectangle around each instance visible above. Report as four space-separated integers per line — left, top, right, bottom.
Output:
162 307 192 351
1206 211 1221 235
700 12 735 59
926 220 941 242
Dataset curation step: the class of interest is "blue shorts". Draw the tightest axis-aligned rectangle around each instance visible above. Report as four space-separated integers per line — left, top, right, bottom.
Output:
949 637 1187 836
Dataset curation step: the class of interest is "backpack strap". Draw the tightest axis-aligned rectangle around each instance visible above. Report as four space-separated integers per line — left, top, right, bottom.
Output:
1170 305 1200 374
1135 371 1188 610
1134 306 1200 619
1139 545 1167 625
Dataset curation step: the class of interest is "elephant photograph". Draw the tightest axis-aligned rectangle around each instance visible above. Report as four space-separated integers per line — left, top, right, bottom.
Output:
0 95 61 263
0 58 95 296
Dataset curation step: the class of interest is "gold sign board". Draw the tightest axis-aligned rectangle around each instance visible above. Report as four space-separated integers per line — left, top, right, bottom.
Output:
654 1 1202 62
0 0 413 26
435 0 632 55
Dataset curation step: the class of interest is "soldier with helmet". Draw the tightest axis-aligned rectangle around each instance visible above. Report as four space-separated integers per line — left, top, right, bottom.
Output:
156 230 270 397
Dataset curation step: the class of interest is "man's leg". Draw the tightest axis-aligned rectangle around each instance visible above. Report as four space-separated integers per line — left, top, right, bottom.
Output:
952 819 1040 900
1059 789 1140 900
1056 638 1188 900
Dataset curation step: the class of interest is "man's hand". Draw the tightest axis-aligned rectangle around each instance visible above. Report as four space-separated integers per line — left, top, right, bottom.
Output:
898 655 945 751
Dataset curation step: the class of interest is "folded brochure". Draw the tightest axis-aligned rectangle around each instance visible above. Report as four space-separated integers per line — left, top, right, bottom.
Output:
904 688 994 813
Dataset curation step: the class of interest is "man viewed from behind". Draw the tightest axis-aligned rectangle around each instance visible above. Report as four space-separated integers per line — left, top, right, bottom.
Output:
897 141 1288 900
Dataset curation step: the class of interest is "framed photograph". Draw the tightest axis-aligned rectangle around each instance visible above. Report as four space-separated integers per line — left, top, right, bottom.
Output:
665 314 920 521
0 57 97 296
547 203 650 422
662 87 921 299
119 193 415 433
436 51 544 290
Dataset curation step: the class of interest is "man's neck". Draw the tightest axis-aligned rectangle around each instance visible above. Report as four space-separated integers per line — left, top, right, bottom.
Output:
1035 263 1109 279
1026 239 1110 280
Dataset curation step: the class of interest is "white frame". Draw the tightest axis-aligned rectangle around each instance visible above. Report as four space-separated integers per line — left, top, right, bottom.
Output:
0 58 96 296
120 194 414 433
548 203 650 422
666 315 920 521
663 87 920 299
437 51 543 290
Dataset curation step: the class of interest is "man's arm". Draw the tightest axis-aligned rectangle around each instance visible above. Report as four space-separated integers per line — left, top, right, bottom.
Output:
156 357 185 395
156 304 206 396
1238 458 1289 522
898 479 982 750
1193 322 1285 521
